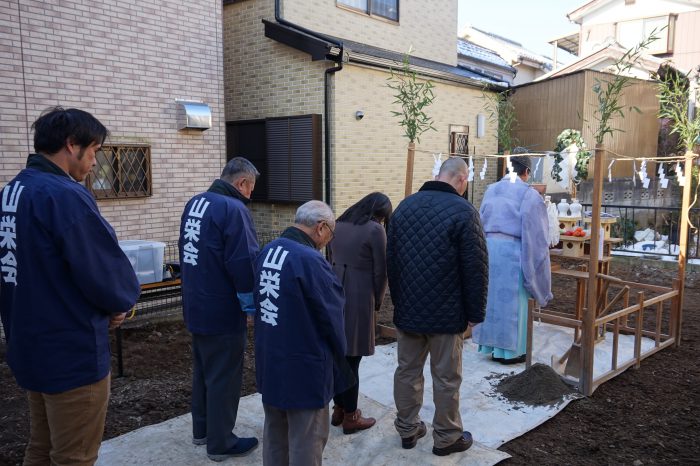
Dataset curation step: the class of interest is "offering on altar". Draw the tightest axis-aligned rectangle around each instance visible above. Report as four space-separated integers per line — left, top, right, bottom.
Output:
583 212 618 240
562 227 587 237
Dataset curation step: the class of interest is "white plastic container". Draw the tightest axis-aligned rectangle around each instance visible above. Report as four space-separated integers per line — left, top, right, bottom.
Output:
119 240 166 285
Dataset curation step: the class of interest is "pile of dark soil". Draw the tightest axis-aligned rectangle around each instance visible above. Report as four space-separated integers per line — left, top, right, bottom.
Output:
496 363 576 406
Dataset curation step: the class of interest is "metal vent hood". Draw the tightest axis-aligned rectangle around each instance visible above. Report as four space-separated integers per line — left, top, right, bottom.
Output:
176 100 212 130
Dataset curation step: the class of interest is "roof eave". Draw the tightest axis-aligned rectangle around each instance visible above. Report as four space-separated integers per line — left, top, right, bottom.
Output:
349 53 508 91
458 54 515 74
262 19 341 62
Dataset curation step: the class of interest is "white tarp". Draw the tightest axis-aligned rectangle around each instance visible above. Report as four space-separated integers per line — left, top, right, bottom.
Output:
97 322 654 465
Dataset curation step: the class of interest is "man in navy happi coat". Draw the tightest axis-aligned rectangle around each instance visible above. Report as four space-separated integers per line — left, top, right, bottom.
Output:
0 107 140 466
179 157 260 461
255 200 349 466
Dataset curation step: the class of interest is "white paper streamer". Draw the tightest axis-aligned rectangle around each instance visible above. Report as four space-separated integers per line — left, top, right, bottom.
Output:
639 159 648 188
558 144 579 187
479 159 487 181
608 159 616 182
534 157 542 175
658 163 668 189
431 153 442 179
676 161 686 186
468 155 474 182
632 160 637 187
568 145 578 183
506 155 516 183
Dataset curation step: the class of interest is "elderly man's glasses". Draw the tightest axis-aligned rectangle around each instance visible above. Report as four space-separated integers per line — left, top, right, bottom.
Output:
320 221 335 240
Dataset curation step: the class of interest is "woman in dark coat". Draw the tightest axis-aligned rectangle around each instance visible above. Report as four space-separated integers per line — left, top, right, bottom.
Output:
329 192 392 434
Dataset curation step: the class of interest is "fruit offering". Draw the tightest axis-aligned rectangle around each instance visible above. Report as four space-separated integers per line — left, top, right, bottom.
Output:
562 227 586 237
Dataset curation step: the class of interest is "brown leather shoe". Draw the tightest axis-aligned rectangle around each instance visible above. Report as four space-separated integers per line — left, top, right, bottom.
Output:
342 409 376 434
331 405 343 427
401 421 427 449
432 431 473 456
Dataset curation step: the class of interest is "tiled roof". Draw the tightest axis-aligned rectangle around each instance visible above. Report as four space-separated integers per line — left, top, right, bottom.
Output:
457 39 512 70
472 27 553 70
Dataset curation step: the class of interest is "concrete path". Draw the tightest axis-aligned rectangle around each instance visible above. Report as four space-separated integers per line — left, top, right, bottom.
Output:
97 322 652 465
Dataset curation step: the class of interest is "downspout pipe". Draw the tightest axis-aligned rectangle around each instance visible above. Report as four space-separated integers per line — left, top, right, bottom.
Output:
275 0 343 207
324 62 343 207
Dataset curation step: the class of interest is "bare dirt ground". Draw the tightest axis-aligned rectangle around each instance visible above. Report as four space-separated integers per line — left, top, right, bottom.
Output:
1 259 698 465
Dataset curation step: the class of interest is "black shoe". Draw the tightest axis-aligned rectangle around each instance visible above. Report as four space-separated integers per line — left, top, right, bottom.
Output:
432 431 474 456
498 354 526 365
491 355 505 363
401 421 427 449
207 437 259 461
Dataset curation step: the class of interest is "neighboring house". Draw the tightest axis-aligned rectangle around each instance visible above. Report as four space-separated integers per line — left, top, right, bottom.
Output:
459 25 554 85
0 0 225 242
457 39 516 85
223 0 504 233
545 0 700 84
541 42 667 80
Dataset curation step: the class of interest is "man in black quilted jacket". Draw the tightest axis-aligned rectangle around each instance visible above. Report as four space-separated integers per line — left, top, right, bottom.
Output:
387 157 488 457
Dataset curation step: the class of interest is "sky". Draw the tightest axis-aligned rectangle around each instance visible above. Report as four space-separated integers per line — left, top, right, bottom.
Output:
457 0 586 64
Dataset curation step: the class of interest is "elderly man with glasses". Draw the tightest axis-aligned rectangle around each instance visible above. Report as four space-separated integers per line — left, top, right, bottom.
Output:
254 200 352 466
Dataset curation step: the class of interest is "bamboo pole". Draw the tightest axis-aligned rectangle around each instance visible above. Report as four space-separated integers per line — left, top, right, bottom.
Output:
670 278 680 345
404 142 416 198
675 150 693 347
581 143 605 396
634 291 645 369
526 298 535 369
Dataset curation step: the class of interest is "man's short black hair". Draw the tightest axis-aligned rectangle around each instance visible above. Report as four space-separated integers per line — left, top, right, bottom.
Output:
31 106 108 155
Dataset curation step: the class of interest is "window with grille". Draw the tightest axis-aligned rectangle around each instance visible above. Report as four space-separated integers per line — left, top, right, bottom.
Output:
337 0 399 22
450 131 469 156
226 115 322 203
87 144 152 199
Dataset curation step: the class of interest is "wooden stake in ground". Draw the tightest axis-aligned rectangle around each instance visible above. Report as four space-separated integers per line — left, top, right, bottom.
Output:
675 150 694 347
581 143 605 396
404 142 416 198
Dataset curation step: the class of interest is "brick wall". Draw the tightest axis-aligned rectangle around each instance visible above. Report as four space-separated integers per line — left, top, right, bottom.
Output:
284 0 458 66
0 0 225 242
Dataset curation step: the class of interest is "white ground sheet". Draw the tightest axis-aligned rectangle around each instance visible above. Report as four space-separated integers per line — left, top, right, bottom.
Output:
97 322 654 465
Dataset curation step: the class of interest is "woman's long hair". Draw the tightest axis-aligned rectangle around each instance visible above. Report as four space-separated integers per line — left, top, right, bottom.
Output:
337 192 393 226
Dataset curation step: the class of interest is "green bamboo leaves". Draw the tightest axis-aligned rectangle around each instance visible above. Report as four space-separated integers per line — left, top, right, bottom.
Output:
655 64 700 155
387 48 437 144
482 90 518 154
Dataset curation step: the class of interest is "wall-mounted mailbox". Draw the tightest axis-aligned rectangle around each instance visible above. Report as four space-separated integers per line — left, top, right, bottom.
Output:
176 101 212 130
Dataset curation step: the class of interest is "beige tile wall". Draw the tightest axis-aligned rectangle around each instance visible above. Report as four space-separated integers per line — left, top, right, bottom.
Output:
332 64 499 216
0 0 225 243
284 0 458 66
224 0 327 232
223 1 497 237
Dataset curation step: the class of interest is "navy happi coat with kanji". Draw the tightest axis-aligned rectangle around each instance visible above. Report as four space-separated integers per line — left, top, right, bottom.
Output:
0 154 140 393
179 179 258 335
254 227 348 410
